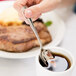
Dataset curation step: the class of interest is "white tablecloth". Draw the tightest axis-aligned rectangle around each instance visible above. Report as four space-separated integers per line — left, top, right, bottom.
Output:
0 13 76 76
60 13 76 76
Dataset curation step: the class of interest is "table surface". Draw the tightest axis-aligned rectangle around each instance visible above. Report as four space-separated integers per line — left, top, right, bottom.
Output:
0 12 76 76
60 13 76 76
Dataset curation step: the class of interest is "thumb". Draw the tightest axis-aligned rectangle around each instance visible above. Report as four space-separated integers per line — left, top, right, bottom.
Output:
24 4 42 18
24 0 61 18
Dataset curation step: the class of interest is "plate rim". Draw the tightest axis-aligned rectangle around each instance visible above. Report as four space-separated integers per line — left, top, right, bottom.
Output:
0 1 66 59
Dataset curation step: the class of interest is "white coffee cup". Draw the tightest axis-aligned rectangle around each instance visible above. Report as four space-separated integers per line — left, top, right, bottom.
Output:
36 47 75 76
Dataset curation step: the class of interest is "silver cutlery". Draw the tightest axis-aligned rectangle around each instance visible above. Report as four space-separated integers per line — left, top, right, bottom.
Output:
22 6 55 68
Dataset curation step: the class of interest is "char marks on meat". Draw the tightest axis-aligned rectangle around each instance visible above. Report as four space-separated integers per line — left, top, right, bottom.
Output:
0 21 52 52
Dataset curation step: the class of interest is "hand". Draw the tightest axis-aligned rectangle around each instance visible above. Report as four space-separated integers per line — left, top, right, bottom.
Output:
14 0 61 22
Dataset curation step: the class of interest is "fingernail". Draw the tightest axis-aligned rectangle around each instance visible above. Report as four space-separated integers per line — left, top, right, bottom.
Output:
25 9 32 18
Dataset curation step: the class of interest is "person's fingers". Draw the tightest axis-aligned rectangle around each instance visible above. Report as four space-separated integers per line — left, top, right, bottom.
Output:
14 0 29 23
26 0 41 6
19 12 41 23
24 4 41 18
26 0 35 6
18 11 29 24
16 0 28 5
14 0 61 23
14 2 22 13
24 0 61 18
32 13 42 21
14 0 28 12
35 0 42 4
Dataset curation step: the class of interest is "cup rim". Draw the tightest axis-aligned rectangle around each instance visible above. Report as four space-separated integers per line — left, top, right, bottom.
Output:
36 46 75 73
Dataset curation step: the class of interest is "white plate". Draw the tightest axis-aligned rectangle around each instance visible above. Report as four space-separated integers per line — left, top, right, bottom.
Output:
0 1 65 59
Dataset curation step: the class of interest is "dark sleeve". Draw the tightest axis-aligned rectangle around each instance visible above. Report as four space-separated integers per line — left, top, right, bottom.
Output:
74 3 76 13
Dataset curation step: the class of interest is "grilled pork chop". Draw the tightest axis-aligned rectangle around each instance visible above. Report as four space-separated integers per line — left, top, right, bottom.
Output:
0 21 52 52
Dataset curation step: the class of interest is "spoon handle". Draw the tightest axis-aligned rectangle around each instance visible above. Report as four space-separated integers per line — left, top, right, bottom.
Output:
22 6 43 50
28 18 43 49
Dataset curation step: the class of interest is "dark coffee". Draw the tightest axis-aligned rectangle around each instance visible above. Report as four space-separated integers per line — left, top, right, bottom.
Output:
39 53 71 72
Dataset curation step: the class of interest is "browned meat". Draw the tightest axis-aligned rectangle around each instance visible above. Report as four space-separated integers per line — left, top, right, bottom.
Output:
0 21 52 52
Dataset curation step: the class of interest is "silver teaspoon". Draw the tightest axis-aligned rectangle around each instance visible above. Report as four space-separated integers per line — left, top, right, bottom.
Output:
22 6 55 68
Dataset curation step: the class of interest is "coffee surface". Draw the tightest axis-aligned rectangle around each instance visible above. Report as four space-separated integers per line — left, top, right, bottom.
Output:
39 53 71 72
